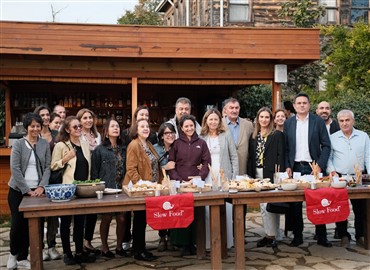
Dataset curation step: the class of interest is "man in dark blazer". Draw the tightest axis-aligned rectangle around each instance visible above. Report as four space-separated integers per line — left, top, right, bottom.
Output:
284 93 332 247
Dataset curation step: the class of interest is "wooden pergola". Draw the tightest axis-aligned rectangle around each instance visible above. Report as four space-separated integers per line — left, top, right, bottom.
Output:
0 21 320 214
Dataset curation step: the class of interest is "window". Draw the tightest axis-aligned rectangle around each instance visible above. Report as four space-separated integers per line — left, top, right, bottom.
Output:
351 0 369 23
319 0 338 24
229 0 250 22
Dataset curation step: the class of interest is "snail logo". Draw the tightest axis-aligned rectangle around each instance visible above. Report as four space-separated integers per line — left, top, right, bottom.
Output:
162 201 174 210
321 198 331 207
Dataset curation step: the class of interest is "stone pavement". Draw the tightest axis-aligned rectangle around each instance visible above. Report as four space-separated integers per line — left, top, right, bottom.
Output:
1 208 369 270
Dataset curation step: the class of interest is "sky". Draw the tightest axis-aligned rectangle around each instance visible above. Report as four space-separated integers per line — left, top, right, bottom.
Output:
1 0 138 25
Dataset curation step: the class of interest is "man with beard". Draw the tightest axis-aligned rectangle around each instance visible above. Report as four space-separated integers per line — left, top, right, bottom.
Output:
316 101 340 135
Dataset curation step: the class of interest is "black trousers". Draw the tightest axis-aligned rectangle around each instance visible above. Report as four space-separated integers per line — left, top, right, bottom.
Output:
132 210 147 254
60 214 86 257
291 162 328 240
336 199 365 239
123 211 132 243
8 187 29 261
84 214 97 242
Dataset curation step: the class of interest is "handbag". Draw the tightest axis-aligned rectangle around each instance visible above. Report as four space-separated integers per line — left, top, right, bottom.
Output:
266 202 290 214
49 142 70 185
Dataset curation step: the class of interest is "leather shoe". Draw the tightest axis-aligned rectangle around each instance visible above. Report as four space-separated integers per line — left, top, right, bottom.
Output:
290 236 303 247
134 251 157 261
317 238 332 247
341 236 351 248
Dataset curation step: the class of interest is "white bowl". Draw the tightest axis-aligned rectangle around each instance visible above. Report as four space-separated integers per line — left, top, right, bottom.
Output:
331 181 347 189
281 183 297 191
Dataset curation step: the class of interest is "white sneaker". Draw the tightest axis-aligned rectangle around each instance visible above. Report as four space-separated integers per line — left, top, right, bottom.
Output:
42 249 50 261
122 241 131 250
48 247 62 260
6 253 17 269
17 260 31 269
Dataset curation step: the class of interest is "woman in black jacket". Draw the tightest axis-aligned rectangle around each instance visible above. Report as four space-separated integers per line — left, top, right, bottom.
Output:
247 107 285 248
91 118 127 258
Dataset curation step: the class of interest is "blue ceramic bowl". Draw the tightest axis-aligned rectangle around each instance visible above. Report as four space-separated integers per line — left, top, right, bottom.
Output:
45 184 76 201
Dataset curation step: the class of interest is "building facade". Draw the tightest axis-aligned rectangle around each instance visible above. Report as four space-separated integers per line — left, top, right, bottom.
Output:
156 0 369 27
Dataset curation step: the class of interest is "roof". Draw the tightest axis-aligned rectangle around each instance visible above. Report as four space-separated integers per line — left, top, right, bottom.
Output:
0 21 320 65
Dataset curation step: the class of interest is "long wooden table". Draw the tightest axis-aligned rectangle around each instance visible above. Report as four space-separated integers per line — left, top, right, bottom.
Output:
228 186 370 269
19 191 226 270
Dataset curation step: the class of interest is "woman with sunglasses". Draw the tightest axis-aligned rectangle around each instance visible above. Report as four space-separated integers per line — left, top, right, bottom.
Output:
123 118 162 261
51 116 96 265
200 108 238 250
153 122 176 252
76 108 102 254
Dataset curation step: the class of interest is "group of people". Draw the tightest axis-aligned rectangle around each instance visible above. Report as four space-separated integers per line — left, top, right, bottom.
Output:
7 94 369 269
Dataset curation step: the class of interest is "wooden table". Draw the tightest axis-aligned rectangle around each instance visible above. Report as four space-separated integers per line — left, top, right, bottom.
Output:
19 191 227 270
228 186 370 269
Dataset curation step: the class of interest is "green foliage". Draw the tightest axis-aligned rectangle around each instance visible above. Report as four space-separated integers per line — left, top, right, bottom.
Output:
320 23 370 99
278 0 326 28
237 85 272 120
117 0 163 25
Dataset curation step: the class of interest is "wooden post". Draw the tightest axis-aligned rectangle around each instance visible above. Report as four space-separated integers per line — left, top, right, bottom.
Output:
5 87 11 146
131 77 138 118
272 82 282 112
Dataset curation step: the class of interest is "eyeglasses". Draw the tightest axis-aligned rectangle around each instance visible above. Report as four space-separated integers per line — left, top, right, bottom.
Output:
71 125 82 130
163 131 175 136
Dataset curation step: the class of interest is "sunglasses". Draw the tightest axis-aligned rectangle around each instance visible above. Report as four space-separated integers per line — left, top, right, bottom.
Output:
163 131 175 136
71 125 82 130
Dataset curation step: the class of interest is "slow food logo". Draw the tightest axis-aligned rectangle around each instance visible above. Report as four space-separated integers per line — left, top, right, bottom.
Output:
162 201 174 210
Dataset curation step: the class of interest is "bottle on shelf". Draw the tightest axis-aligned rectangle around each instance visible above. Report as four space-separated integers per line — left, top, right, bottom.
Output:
96 93 101 108
126 114 131 126
90 93 95 107
108 97 114 108
14 93 19 107
104 98 108 108
72 96 77 107
68 95 73 108
64 96 68 107
77 95 81 107
118 96 123 108
126 95 131 106
81 92 85 107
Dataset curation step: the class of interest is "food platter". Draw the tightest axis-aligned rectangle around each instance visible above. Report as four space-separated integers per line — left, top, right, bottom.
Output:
229 179 277 192
178 183 212 193
122 184 169 197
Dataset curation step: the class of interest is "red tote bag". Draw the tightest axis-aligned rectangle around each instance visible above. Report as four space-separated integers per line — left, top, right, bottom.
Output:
304 187 350 225
145 193 194 230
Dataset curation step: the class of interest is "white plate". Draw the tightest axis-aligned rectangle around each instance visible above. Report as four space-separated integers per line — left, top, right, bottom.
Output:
51 198 72 202
104 188 122 194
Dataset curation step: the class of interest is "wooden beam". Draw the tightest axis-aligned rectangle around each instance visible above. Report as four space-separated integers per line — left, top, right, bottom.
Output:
131 77 138 119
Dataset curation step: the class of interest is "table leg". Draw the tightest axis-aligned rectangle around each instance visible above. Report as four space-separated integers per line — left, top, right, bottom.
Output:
29 217 43 270
210 205 222 269
195 206 206 259
234 204 245 269
364 199 369 249
220 204 228 259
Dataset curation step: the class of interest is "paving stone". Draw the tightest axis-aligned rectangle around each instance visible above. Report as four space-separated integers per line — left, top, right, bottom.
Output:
266 265 289 270
246 251 278 261
246 259 270 266
294 266 315 270
312 263 337 270
272 257 297 267
309 245 370 262
330 259 370 269
304 256 327 264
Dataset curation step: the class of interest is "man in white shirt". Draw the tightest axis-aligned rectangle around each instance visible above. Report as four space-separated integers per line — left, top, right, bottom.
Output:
284 93 332 247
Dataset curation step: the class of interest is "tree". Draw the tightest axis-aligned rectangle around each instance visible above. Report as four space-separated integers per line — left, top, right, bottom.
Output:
237 85 272 121
117 0 163 25
278 0 325 28
321 23 370 99
277 0 326 97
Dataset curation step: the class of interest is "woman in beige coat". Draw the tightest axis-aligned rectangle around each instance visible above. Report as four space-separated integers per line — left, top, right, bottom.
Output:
51 116 95 265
